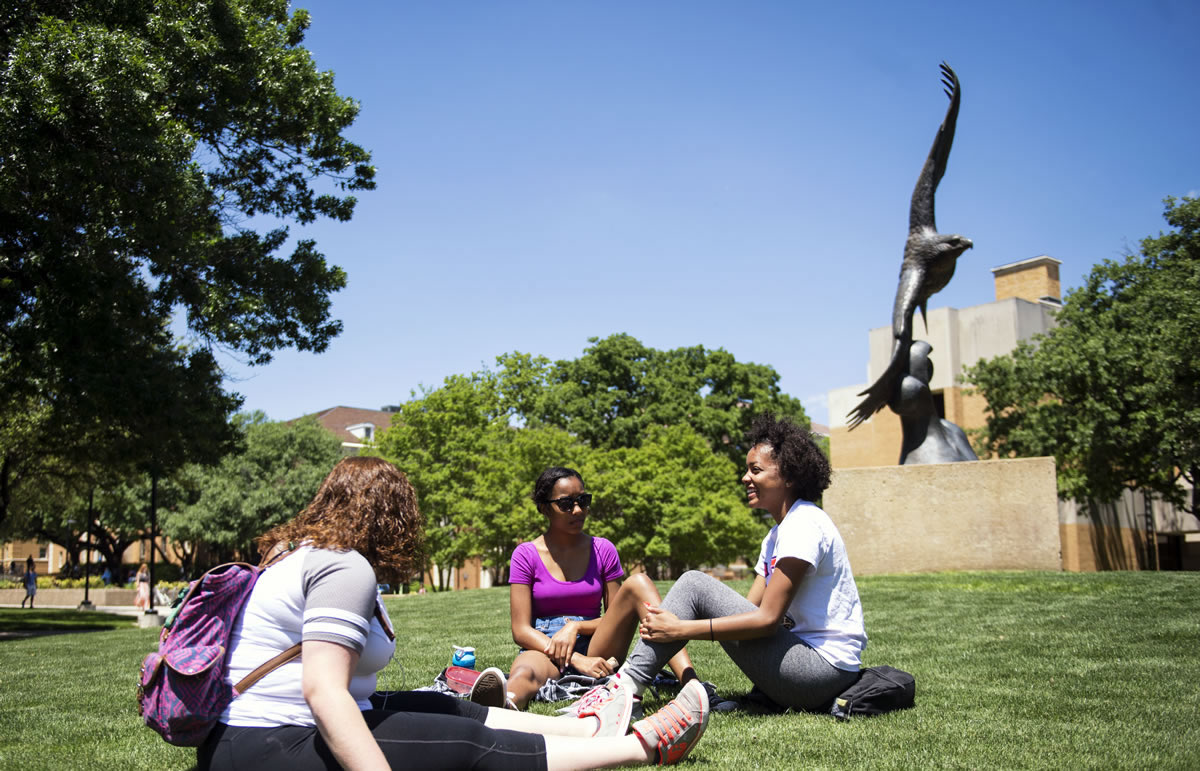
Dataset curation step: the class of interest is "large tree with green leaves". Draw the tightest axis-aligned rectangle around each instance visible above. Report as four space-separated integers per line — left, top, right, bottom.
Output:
370 373 582 589
583 424 765 579
375 339 788 585
7 466 183 582
162 413 343 571
0 1 373 528
497 334 810 466
965 197 1200 514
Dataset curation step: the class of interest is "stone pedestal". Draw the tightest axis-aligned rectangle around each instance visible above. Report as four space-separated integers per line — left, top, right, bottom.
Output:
823 456 1060 574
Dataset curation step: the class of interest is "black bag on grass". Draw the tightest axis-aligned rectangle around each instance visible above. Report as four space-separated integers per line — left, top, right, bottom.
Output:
829 665 915 719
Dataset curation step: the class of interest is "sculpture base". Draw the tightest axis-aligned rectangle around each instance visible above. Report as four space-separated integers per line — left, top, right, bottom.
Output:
823 457 1059 574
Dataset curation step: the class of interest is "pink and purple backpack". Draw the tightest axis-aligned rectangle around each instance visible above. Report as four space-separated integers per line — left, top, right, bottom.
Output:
137 560 300 746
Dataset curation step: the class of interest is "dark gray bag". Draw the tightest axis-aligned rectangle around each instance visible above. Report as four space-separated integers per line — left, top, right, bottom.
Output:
830 665 915 719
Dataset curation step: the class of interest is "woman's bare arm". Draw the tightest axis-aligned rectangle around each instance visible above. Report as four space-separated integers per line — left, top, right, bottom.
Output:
509 581 555 651
302 640 389 771
640 558 808 643
745 574 768 607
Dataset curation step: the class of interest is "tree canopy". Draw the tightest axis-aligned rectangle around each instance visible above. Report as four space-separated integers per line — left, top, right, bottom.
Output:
965 197 1200 514
0 1 373 528
163 413 343 570
497 334 810 466
374 335 798 585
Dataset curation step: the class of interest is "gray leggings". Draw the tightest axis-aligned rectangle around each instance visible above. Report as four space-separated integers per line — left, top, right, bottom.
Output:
624 570 859 711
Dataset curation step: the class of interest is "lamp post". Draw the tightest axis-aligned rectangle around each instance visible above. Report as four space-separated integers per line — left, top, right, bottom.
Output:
147 471 157 615
79 490 95 611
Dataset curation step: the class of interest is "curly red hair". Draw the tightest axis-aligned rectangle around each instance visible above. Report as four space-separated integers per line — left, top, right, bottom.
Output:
256 456 423 580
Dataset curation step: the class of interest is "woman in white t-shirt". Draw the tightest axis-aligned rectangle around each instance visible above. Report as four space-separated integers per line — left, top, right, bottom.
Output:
199 456 711 771
568 413 866 714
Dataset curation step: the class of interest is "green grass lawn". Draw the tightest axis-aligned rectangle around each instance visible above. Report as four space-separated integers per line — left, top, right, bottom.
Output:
0 608 132 635
1 571 1198 769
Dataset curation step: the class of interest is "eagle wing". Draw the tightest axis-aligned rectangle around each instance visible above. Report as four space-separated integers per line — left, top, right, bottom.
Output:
908 62 961 234
847 262 926 428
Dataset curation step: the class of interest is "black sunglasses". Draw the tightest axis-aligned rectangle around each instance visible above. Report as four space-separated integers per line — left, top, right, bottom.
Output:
548 493 593 512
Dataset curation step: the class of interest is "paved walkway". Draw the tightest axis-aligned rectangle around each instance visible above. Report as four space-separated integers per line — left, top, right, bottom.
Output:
0 602 154 617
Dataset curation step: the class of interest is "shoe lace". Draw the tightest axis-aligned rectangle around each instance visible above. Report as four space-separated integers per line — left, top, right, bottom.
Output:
571 683 615 717
641 701 693 761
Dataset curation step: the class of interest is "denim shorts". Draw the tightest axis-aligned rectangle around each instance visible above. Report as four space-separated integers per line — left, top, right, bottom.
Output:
526 615 595 660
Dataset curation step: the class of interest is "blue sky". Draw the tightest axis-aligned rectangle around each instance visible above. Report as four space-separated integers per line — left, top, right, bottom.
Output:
220 0 1199 426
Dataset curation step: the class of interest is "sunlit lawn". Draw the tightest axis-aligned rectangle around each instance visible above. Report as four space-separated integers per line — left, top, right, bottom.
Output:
1 571 1198 769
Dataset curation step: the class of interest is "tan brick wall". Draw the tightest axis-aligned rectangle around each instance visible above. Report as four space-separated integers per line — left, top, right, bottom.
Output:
1059 522 1145 571
957 389 991 431
994 261 1060 302
830 409 904 469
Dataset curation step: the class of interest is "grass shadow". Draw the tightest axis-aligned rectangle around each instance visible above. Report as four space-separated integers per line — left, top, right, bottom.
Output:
0 608 131 639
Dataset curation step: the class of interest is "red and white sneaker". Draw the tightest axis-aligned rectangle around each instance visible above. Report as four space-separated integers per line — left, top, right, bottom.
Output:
564 677 635 737
632 679 710 765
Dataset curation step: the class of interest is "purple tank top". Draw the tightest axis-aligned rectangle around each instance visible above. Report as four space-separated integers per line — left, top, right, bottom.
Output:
509 537 624 618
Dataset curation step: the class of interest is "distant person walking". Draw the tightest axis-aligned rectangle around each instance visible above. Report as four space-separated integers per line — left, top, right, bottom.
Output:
134 563 150 610
21 556 37 609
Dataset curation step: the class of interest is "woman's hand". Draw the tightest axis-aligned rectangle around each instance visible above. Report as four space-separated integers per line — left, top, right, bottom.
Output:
543 620 580 670
570 654 615 678
638 605 686 643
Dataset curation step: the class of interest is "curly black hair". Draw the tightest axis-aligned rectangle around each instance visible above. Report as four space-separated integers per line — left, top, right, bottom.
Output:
744 413 830 503
531 466 584 511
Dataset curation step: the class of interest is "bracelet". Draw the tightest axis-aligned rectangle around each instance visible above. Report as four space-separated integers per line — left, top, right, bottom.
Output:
709 618 714 641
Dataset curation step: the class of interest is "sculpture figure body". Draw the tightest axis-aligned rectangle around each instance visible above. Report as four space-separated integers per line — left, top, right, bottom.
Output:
891 342 978 464
846 63 976 465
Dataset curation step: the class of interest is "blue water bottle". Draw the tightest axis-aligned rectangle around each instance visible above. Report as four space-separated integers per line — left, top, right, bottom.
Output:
452 645 476 669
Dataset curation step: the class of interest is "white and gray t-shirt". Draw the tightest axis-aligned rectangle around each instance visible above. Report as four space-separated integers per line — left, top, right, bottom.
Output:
755 500 867 671
221 545 395 727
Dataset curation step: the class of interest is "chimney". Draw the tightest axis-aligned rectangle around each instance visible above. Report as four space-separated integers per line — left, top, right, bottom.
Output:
991 256 1062 303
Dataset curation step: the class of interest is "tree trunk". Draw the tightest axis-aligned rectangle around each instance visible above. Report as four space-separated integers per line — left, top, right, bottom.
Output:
1191 466 1198 517
0 455 11 533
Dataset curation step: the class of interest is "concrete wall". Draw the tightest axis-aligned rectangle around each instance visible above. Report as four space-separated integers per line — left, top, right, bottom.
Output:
823 457 1060 574
0 587 137 606
859 298 1057 396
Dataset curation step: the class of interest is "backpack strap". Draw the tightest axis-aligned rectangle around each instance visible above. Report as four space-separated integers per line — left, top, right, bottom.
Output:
228 545 299 696
375 601 395 641
258 541 298 569
234 643 302 693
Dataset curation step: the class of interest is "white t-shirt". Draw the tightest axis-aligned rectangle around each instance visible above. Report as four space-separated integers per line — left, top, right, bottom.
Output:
220 545 395 727
755 500 867 671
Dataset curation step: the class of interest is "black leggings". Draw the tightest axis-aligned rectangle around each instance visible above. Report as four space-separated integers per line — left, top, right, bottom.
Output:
198 691 548 771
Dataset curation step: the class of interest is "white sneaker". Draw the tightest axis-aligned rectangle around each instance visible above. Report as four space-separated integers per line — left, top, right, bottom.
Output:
566 677 635 737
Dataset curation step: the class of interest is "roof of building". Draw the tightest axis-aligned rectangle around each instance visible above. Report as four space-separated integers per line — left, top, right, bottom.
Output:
296 406 396 444
990 254 1061 276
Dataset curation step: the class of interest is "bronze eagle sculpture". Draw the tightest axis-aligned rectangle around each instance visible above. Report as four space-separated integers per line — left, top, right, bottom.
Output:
847 62 973 429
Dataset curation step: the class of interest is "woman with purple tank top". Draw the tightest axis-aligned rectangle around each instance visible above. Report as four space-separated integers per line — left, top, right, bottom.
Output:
470 467 698 711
